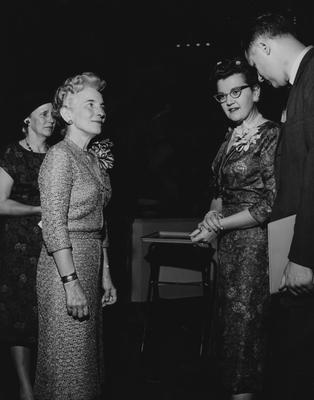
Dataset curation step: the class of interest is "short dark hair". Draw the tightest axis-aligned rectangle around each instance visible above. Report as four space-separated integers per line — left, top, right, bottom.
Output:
242 13 296 51
211 56 259 88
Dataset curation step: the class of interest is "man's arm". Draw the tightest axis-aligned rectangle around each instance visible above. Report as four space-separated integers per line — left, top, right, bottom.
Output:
284 77 314 293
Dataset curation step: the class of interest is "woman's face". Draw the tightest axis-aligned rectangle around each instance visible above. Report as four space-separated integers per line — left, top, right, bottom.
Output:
68 87 105 137
216 73 259 124
28 103 54 138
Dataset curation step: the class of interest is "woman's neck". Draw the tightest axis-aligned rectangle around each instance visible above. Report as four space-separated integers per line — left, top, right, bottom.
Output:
66 130 95 151
21 134 48 153
242 109 265 128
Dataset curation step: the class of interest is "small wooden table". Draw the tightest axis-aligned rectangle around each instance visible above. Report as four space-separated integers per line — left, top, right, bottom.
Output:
140 231 217 357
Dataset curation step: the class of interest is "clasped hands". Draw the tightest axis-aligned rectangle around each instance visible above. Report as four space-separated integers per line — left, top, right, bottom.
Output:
190 210 223 246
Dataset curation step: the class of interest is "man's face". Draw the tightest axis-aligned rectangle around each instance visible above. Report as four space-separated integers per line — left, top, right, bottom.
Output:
245 40 287 88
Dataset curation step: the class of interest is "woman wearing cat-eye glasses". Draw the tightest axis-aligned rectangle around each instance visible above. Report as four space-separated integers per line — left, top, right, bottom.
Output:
190 57 280 400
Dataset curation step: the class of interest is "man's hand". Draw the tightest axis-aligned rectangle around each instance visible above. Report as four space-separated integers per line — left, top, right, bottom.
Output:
279 261 314 295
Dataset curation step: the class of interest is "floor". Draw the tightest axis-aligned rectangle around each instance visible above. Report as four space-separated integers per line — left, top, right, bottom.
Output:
1 297 222 400
104 298 220 400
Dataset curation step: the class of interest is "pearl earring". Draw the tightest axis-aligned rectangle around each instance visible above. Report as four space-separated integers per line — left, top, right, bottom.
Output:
67 120 73 125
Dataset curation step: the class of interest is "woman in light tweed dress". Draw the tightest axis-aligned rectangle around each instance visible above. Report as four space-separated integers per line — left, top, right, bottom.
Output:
34 72 117 400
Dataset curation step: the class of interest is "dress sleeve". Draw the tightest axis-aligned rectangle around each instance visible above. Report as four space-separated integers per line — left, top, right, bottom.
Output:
211 138 228 199
102 220 109 248
210 164 221 199
248 125 280 224
0 145 19 181
39 146 73 253
100 168 112 248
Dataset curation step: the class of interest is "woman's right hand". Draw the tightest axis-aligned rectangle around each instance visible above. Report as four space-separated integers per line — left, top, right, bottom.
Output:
189 226 217 245
63 279 89 320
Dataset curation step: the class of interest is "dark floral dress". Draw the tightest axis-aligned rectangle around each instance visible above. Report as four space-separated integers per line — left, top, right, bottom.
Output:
0 142 45 346
211 121 280 394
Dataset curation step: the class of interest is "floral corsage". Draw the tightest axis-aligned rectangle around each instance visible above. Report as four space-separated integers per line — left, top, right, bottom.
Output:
89 138 114 170
230 123 262 152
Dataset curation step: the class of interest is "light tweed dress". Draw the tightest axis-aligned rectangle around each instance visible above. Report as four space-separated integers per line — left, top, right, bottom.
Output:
34 137 111 400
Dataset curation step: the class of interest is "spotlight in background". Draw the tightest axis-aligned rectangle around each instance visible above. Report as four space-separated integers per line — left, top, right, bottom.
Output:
175 42 211 48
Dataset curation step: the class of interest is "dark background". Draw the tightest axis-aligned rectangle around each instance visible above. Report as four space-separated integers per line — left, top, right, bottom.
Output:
1 4 313 399
1 0 313 219
1 1 314 301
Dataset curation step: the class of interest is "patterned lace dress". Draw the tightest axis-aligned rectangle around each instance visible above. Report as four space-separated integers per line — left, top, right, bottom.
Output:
34 137 112 400
0 143 45 346
211 121 280 394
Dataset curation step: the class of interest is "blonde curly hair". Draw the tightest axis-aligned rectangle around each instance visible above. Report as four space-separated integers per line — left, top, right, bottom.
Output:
53 72 106 134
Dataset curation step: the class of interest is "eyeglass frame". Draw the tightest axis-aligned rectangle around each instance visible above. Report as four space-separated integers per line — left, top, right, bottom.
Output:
213 85 251 104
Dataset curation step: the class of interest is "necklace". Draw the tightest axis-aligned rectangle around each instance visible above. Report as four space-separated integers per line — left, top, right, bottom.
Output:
25 138 34 152
24 138 48 153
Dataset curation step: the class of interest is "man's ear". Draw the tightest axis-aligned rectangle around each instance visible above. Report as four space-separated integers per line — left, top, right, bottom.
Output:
23 117 30 125
252 84 261 103
258 40 271 56
60 106 72 124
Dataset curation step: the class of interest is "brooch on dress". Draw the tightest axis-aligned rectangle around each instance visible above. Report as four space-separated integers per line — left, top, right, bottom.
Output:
89 138 114 170
229 123 262 153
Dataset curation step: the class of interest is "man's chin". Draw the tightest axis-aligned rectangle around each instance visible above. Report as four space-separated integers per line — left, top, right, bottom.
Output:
262 79 275 87
268 80 286 89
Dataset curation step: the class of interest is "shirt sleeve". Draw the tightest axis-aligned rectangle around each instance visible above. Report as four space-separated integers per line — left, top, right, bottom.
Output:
39 146 73 253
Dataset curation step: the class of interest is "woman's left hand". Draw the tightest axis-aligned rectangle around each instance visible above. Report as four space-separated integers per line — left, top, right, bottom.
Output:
202 210 223 233
101 277 117 307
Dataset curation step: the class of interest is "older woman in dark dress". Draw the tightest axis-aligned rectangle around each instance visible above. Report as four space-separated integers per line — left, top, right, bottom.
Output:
191 58 280 400
0 95 54 400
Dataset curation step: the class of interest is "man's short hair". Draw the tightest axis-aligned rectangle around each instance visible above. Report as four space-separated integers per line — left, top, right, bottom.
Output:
242 13 296 51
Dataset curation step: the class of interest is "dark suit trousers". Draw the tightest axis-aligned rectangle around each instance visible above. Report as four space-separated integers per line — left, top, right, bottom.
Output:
264 293 314 400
